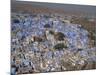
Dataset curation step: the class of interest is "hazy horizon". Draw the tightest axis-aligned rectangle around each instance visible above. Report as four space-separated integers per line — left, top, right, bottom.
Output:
11 1 96 16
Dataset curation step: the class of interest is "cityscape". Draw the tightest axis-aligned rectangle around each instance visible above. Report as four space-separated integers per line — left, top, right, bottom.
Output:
11 1 96 75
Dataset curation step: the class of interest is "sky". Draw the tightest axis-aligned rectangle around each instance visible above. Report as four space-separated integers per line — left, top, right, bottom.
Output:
18 0 96 6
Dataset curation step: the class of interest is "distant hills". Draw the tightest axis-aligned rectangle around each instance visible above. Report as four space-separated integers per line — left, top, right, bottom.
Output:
11 1 96 17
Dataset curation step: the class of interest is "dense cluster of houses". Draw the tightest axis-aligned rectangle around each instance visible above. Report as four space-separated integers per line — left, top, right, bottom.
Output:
11 12 96 75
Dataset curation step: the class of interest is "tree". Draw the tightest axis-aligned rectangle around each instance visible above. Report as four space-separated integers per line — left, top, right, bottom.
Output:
54 43 67 50
54 32 65 41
